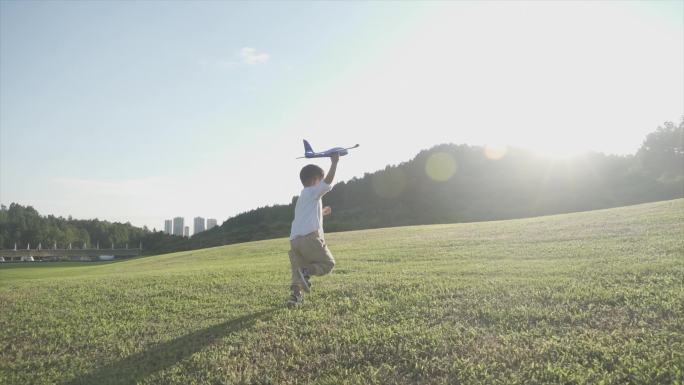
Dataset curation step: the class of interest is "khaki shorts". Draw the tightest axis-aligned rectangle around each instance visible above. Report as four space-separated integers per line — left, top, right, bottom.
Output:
288 232 335 287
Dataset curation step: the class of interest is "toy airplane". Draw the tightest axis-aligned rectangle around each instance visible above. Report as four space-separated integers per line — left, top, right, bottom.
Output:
297 140 360 159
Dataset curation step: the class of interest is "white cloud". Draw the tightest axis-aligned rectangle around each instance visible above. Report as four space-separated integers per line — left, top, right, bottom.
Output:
238 47 270 64
198 47 270 70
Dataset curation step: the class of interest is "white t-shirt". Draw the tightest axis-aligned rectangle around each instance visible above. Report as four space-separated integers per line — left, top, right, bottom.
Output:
290 180 333 240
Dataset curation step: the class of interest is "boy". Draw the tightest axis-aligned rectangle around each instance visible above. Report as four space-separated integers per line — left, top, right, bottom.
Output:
287 153 340 307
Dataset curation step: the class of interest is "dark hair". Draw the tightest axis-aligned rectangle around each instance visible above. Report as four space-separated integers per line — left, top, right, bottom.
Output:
300 164 324 186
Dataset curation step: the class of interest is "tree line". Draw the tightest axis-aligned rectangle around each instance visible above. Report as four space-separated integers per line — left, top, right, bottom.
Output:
1 119 682 254
0 204 189 252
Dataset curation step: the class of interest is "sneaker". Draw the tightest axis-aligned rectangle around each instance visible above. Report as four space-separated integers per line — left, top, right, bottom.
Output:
297 267 312 292
286 293 303 308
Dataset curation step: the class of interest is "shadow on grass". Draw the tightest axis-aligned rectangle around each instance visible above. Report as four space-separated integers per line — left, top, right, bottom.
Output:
63 308 278 385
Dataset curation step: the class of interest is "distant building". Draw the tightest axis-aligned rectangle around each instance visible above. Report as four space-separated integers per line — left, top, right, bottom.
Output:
173 217 184 236
164 219 172 235
194 217 206 235
183 226 190 237
207 218 218 230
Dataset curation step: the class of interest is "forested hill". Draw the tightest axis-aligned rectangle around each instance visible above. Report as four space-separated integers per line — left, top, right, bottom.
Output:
2 121 682 254
189 120 683 249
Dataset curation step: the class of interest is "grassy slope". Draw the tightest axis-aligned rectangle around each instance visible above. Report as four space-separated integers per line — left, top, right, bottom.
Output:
0 199 682 385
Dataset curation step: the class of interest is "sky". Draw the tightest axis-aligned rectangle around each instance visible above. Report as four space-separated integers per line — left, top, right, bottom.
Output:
1 1 682 230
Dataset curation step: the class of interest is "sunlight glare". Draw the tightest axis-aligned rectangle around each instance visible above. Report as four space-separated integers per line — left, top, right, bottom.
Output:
425 153 457 181
484 145 508 160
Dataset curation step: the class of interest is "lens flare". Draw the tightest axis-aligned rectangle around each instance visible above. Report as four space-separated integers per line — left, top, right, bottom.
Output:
484 145 508 160
372 167 407 199
425 152 457 181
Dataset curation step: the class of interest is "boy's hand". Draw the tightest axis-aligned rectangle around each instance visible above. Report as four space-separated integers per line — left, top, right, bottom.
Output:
322 206 332 216
330 153 340 163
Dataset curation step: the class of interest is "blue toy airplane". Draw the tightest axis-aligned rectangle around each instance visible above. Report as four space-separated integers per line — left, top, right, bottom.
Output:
298 140 360 159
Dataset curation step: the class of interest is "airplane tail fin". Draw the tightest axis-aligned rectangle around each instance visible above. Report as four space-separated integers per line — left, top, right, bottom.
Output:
303 140 314 155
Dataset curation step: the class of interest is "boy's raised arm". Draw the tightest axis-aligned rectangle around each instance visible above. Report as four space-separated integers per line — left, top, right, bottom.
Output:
324 153 339 185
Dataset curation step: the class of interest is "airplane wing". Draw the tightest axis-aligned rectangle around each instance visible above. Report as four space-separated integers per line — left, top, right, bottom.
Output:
299 140 359 158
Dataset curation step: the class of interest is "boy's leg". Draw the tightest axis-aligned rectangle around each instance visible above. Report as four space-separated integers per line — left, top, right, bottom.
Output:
286 285 303 308
287 245 305 307
290 238 313 292
299 233 335 276
288 246 306 290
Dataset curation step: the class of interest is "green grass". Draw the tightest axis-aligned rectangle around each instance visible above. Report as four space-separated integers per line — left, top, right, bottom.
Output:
1 199 683 385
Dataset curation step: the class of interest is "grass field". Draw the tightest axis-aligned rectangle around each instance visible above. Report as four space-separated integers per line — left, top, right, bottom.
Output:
1 199 683 385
